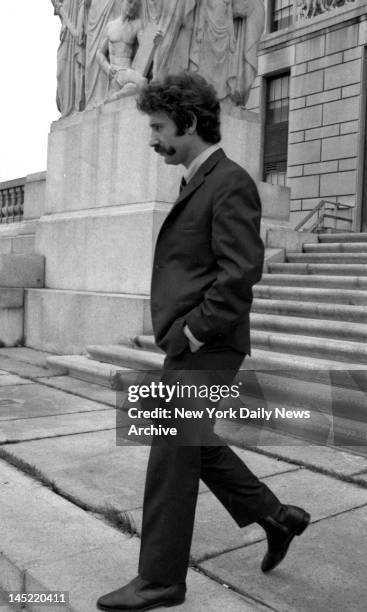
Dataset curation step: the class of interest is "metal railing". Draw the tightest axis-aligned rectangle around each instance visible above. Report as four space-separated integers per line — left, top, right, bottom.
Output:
294 199 354 233
0 177 25 224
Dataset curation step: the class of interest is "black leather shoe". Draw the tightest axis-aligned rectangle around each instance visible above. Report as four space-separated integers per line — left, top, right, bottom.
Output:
96 576 186 611
259 504 310 573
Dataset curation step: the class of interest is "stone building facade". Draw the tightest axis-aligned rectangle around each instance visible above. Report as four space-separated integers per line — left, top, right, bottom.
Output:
246 0 367 231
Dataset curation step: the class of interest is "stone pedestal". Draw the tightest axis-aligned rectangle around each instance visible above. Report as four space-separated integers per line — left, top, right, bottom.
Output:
26 94 290 354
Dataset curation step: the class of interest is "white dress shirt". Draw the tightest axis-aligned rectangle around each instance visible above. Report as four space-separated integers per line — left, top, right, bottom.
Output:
184 144 221 184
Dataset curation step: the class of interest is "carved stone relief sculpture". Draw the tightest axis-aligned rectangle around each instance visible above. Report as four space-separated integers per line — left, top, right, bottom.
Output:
53 0 266 115
189 0 265 106
53 0 88 116
84 0 121 108
142 0 197 79
297 0 356 21
96 0 147 101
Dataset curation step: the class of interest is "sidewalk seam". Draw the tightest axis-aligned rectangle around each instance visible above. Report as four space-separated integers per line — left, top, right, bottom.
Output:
194 500 367 565
225 442 367 490
192 566 280 612
2 363 367 489
0 450 139 538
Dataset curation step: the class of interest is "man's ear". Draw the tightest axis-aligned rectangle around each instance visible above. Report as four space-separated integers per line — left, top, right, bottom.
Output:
186 112 197 135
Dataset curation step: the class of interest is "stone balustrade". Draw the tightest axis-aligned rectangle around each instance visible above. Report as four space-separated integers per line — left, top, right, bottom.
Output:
0 177 25 224
295 0 356 23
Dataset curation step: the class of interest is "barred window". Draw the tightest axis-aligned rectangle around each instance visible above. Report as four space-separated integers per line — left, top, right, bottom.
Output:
271 0 293 32
263 74 290 187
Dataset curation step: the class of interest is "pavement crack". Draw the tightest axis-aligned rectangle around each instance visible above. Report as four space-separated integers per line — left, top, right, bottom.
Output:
0 448 139 538
228 443 367 489
0 407 113 423
190 566 280 611
27 377 116 407
0 428 117 445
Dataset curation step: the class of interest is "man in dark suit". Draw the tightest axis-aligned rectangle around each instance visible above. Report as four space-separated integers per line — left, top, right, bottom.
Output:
97 72 310 612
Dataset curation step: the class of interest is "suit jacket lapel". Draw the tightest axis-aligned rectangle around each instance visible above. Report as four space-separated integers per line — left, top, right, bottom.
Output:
173 148 226 209
156 149 226 241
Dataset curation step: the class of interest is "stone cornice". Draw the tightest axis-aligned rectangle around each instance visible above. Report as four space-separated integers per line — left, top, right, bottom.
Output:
259 1 367 53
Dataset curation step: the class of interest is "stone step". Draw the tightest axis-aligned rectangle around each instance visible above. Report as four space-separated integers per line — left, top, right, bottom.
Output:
242 349 366 375
238 368 367 412
45 355 131 388
87 344 164 370
133 336 367 376
287 252 367 264
235 388 367 447
46 348 164 389
254 284 367 305
45 349 367 446
46 345 367 446
235 371 367 422
303 242 367 253
47 341 367 399
250 313 367 342
0 254 44 287
252 298 367 323
251 330 367 364
318 232 367 243
261 273 367 289
133 336 158 352
268 263 367 276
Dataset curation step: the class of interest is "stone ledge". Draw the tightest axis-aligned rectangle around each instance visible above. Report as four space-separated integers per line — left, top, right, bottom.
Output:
25 290 152 355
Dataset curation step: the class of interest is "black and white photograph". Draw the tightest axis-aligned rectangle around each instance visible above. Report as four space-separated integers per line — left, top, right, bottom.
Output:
0 1 367 611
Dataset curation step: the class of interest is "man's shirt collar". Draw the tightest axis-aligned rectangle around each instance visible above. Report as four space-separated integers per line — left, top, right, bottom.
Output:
184 144 221 184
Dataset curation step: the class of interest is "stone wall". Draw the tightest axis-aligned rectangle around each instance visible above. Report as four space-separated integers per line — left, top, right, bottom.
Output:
288 21 363 225
255 2 367 227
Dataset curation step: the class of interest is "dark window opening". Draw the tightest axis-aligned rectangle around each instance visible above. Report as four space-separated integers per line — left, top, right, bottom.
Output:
264 73 290 186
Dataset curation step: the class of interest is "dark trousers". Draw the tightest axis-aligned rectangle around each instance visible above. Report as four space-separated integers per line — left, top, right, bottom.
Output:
138 347 280 583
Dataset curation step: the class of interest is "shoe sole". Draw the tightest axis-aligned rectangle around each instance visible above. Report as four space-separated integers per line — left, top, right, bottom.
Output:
262 511 311 573
97 597 185 611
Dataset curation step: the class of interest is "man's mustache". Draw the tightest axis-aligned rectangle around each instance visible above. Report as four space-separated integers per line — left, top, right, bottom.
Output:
154 145 176 156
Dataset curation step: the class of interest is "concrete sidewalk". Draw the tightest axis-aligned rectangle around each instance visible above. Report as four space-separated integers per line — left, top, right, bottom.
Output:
0 347 367 611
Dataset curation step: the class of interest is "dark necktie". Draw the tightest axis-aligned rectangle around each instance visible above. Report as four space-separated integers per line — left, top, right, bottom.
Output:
179 177 187 194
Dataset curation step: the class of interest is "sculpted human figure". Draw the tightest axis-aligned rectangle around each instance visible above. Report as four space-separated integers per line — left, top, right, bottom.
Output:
141 0 197 78
189 0 236 101
53 0 89 116
190 0 265 106
230 0 266 105
97 0 146 100
85 0 121 108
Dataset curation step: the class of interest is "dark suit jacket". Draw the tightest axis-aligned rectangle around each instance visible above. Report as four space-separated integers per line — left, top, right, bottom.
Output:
150 148 264 357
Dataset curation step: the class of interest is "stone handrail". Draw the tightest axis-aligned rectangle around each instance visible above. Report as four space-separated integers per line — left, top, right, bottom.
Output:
295 0 356 23
0 177 26 224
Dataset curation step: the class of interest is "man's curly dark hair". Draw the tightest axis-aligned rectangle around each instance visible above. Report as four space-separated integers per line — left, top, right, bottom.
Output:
136 72 221 144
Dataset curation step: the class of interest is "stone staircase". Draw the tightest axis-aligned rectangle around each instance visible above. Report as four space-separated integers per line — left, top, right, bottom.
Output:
47 232 367 448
